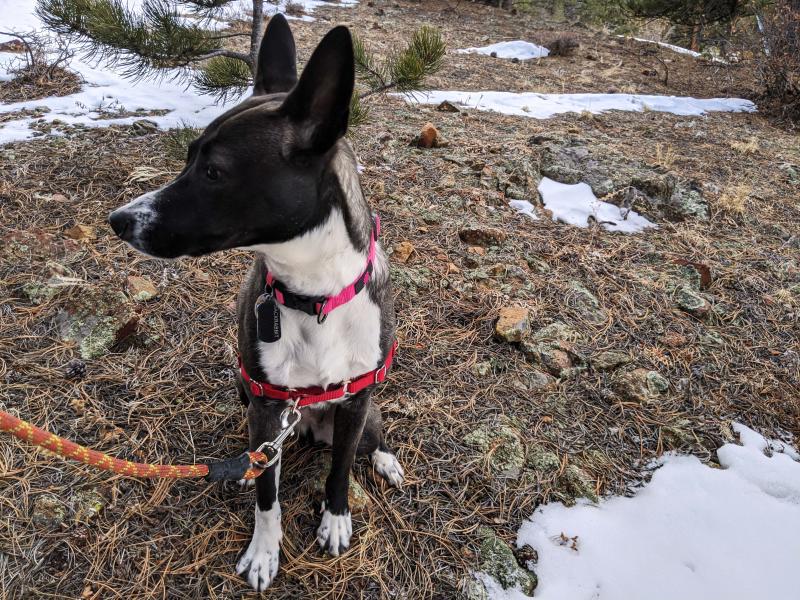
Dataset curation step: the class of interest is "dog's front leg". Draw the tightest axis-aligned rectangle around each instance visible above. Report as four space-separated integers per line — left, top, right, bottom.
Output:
236 400 284 591
317 389 371 556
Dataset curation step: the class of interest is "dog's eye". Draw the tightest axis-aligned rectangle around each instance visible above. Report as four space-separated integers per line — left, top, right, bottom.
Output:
206 166 219 181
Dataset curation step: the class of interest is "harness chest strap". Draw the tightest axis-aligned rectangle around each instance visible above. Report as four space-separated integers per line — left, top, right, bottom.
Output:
239 340 398 407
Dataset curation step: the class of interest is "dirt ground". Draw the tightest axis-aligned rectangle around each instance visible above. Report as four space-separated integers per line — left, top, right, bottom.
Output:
1 1 799 599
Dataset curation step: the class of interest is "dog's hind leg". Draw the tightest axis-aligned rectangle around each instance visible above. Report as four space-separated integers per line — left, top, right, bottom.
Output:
358 399 405 488
236 400 285 591
317 389 371 556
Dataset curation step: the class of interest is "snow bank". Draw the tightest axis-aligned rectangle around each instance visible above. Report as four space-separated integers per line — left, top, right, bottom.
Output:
401 90 756 119
496 423 800 600
538 177 656 232
0 0 357 144
456 41 549 60
628 36 702 58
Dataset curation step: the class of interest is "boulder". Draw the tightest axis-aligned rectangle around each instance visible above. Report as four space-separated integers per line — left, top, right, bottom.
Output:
127 275 159 302
592 350 632 371
568 281 607 325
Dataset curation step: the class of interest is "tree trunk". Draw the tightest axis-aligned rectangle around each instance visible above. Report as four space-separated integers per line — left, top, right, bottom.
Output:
249 0 264 77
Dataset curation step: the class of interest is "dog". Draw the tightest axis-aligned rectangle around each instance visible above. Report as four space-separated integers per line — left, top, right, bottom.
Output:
108 15 403 591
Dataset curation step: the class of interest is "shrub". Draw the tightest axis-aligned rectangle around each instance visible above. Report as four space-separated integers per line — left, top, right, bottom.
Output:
548 34 579 56
758 2 800 124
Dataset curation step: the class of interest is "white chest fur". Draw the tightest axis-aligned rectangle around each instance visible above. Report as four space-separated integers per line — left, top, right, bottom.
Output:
250 209 385 389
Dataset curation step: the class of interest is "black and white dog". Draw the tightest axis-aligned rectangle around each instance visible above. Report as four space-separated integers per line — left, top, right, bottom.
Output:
108 15 403 591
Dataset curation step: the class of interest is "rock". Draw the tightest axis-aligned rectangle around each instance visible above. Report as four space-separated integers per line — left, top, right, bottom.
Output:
56 287 138 359
526 369 557 390
527 449 561 474
592 350 632 371
520 321 584 377
463 422 525 478
613 368 669 403
71 489 105 523
674 286 710 317
130 119 158 135
495 307 530 343
490 51 498 58
459 226 507 247
436 100 460 113
460 578 490 600
127 275 159 302
392 241 415 264
64 224 96 241
1 228 83 265
64 358 87 380
563 465 598 502
313 455 370 514
477 527 537 594
51 193 69 202
32 494 67 527
569 281 607 325
416 122 444 148
472 361 493 377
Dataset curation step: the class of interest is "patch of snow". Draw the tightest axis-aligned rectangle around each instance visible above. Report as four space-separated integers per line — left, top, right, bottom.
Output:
0 0 357 144
494 423 800 600
538 177 656 233
509 199 540 220
629 36 702 58
456 41 549 60
401 91 756 119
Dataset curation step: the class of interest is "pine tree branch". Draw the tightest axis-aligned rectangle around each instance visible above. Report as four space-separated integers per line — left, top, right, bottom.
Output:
37 0 225 77
193 48 252 65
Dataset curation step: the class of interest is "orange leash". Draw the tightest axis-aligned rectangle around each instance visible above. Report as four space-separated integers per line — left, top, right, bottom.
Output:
0 409 268 481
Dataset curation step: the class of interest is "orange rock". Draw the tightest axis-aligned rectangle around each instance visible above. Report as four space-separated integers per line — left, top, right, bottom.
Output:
392 241 415 264
64 224 96 241
417 122 441 148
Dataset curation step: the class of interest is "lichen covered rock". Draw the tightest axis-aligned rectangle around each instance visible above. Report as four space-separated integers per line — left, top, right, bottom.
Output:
613 368 669 403
463 422 525 478
495 307 530 343
477 527 537 595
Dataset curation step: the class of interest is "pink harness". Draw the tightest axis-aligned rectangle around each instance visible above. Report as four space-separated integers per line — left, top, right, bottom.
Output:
264 215 379 323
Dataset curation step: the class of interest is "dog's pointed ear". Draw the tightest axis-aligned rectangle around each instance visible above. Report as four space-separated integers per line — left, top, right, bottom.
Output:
280 26 354 155
253 13 297 96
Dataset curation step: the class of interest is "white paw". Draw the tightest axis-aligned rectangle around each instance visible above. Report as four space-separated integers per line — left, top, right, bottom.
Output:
236 505 282 591
371 449 405 488
237 478 255 489
316 503 352 557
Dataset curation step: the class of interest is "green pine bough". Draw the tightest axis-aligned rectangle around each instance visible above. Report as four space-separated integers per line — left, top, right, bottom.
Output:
36 0 445 126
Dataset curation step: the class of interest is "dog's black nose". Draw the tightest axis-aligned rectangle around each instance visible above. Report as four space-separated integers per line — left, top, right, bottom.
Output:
108 209 132 240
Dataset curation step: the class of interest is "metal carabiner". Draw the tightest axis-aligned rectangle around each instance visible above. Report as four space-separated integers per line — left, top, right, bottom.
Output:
253 400 302 469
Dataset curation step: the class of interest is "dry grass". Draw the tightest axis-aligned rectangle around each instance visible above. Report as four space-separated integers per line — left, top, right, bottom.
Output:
1 1 799 599
729 137 760 155
717 182 752 215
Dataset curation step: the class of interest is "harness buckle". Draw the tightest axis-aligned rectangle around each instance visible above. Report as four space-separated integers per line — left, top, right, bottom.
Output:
342 380 351 398
250 380 264 396
374 364 387 384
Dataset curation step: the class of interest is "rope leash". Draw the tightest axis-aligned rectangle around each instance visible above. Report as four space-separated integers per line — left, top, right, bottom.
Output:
0 409 271 481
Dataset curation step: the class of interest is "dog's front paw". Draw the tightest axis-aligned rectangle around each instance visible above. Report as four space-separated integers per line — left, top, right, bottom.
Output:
370 449 405 488
237 478 255 489
236 507 282 591
316 503 352 557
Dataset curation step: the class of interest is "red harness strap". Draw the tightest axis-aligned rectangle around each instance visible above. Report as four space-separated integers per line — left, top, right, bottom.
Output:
239 340 398 407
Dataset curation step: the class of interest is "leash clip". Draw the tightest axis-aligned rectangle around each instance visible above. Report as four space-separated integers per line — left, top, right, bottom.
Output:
253 400 302 469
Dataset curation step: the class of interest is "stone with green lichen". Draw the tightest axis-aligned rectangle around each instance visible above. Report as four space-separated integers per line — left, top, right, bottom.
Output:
569 281 607 325
460 578 490 600
32 494 67 527
71 489 105 523
56 287 138 359
520 321 584 377
563 465 599 503
472 361 493 377
613 368 669 403
675 286 710 317
592 350 632 371
527 449 560 474
477 527 537 595
463 421 525 478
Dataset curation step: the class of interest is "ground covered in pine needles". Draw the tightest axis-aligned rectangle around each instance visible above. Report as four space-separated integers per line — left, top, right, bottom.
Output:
1 1 799 598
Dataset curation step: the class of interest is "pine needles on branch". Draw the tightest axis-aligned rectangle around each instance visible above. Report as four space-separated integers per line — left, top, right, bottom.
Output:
36 0 445 126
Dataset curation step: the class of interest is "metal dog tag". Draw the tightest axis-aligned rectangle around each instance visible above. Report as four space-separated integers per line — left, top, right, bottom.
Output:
255 293 281 343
